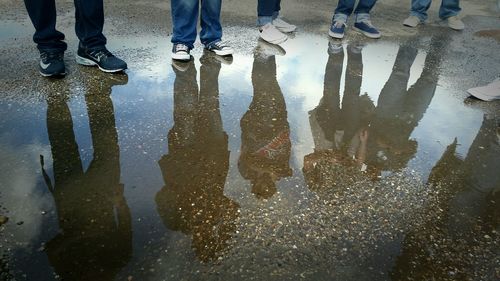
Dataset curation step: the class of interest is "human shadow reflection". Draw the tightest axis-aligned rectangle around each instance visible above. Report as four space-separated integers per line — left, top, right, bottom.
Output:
155 53 239 262
304 42 375 190
391 115 500 280
304 35 450 190
42 74 132 281
238 52 292 200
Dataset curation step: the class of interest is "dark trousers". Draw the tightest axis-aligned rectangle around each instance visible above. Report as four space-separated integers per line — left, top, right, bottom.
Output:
258 0 281 17
24 0 107 52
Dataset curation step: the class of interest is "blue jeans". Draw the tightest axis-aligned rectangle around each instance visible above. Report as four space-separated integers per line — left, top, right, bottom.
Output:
171 0 223 49
333 0 377 23
24 0 107 52
410 0 461 21
257 0 280 26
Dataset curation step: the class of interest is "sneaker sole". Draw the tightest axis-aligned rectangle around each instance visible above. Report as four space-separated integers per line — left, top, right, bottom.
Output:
260 34 288 45
275 26 297 33
210 49 234 56
353 27 381 39
328 30 344 39
39 71 66 78
75 54 126 73
171 53 191 61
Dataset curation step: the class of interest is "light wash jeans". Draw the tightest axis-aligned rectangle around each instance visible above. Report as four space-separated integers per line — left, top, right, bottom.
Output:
410 0 461 21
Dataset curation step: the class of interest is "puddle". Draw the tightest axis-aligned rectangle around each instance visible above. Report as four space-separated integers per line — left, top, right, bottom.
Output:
0 33 498 280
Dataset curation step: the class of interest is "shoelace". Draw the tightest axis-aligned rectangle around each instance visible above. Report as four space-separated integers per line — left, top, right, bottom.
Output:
175 44 189 52
213 41 227 49
41 52 63 62
360 20 374 28
334 21 346 28
89 48 113 60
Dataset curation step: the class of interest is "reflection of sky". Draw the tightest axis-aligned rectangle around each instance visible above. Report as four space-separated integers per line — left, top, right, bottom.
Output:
0 32 486 279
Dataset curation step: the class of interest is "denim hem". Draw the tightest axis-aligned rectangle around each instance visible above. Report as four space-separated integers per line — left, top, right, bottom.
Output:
354 13 371 23
409 11 427 22
333 13 349 23
257 16 273 26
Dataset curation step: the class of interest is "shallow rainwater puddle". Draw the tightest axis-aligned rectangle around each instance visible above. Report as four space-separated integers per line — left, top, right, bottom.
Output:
0 33 498 280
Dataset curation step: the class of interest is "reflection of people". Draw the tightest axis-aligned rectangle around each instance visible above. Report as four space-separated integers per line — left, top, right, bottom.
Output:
304 43 375 190
257 0 296 45
367 36 446 172
403 0 465 30
42 75 132 280
238 53 292 199
391 116 500 280
155 53 239 262
23 0 127 77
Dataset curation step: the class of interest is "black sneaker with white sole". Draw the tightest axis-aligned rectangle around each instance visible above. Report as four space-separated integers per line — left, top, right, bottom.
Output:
172 43 191 61
39 51 66 77
205 40 234 56
76 44 127 73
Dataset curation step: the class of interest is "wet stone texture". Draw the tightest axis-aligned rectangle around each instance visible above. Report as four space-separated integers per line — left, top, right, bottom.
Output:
1 0 500 280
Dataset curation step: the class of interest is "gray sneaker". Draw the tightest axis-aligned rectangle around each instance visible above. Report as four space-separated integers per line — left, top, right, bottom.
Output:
447 16 465 30
403 15 422 27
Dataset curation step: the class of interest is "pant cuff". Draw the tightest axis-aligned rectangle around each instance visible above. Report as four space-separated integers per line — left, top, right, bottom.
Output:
257 16 273 26
333 13 348 23
355 13 371 23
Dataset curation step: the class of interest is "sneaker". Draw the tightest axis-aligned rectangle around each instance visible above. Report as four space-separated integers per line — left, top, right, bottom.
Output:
259 23 288 45
272 17 297 33
171 59 192 72
447 16 465 30
354 20 381 39
171 43 191 61
403 15 422 27
329 20 346 39
200 49 233 65
254 39 286 59
39 51 66 77
205 40 234 56
76 44 127 73
327 40 343 55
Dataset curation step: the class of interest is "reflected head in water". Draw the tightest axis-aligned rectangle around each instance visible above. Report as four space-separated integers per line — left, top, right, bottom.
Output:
156 52 238 262
239 51 292 199
41 73 132 281
304 42 378 191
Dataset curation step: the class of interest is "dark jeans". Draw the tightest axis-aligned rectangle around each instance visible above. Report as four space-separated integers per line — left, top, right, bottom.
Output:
171 0 223 49
24 0 107 52
334 0 377 21
257 0 281 25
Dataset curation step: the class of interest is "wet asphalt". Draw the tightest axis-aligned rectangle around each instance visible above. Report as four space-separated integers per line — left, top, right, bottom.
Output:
0 0 499 280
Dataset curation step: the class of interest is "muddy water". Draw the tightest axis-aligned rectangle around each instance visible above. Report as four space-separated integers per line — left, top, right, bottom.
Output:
0 33 498 280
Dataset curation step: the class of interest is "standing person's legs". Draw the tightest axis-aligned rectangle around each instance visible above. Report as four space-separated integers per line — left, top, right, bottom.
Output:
272 0 281 20
438 0 461 19
353 0 378 22
73 0 107 49
333 0 356 22
410 0 432 21
24 0 67 52
171 0 199 49
200 0 223 46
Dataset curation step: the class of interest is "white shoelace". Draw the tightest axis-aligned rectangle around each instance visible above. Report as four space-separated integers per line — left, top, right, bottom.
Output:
175 44 189 52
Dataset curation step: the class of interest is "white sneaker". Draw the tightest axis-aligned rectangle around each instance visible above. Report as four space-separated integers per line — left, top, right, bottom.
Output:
272 17 297 33
259 23 288 45
447 16 465 30
255 39 286 59
171 43 191 61
403 15 422 27
205 40 234 56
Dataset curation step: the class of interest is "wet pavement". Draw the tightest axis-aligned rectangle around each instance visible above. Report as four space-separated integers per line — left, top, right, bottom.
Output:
1 0 500 280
